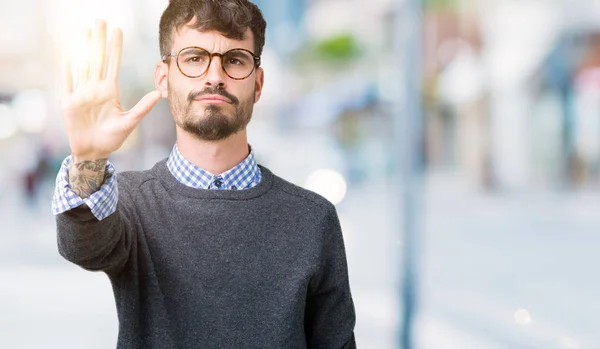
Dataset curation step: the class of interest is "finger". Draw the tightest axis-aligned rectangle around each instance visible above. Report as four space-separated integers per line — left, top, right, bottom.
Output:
63 53 73 95
90 19 107 80
106 28 123 83
126 90 162 123
76 28 92 88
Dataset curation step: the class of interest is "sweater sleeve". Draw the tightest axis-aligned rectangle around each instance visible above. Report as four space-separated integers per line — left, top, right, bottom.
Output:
305 207 357 349
54 173 137 275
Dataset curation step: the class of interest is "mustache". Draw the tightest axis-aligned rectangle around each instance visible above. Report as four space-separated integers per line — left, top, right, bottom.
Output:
188 87 239 105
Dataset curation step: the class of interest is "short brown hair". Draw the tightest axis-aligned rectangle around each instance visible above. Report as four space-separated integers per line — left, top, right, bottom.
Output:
159 0 267 59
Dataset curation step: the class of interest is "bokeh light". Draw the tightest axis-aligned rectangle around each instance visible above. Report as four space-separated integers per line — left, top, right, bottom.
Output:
514 309 532 325
304 169 348 205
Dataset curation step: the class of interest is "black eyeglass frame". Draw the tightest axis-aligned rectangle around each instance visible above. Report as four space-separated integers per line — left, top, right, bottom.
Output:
162 46 261 80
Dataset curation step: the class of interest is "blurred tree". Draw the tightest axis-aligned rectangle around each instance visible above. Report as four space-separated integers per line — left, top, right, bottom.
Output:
423 0 462 11
312 33 362 62
293 32 363 74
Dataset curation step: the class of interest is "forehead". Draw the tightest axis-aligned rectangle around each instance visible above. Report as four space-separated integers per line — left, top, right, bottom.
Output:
171 25 255 53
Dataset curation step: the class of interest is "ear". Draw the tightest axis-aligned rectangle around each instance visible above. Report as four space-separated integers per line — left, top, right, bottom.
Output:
155 62 169 98
254 67 264 103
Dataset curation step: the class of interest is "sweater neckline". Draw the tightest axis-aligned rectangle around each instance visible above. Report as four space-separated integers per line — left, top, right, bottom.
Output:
151 159 274 200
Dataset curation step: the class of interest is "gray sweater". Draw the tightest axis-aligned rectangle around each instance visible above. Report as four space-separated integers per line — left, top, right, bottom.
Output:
56 160 356 349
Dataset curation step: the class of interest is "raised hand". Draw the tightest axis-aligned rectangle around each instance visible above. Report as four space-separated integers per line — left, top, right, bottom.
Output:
62 20 162 198
62 19 162 161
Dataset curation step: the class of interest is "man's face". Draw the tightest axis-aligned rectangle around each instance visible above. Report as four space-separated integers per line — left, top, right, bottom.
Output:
156 23 264 141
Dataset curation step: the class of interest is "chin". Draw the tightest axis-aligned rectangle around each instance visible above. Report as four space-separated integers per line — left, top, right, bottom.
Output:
203 104 231 112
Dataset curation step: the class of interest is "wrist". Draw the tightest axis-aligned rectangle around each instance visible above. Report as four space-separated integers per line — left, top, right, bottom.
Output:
69 157 109 173
71 154 110 164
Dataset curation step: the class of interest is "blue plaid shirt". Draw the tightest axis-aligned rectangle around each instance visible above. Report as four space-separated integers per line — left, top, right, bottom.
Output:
52 144 262 221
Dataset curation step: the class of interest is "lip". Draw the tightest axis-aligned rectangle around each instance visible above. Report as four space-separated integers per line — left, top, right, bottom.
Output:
195 95 232 104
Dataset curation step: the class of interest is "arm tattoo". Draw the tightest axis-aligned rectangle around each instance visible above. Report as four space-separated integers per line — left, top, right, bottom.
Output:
69 159 108 198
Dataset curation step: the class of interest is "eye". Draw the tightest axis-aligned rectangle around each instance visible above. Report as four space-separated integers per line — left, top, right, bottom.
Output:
183 54 207 64
228 58 243 65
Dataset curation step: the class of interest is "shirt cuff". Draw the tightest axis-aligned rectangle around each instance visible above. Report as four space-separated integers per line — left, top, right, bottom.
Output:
51 156 118 221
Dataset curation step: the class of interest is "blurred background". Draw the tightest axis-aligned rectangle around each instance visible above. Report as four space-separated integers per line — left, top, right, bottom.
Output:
1 0 600 348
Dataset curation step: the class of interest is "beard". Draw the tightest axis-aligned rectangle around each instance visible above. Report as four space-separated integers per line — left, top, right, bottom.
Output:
168 85 254 141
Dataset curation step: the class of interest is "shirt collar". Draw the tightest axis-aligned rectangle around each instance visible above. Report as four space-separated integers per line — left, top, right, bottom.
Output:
166 143 261 190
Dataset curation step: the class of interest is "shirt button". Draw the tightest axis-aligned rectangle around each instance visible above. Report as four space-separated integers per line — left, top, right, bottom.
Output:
214 179 223 188
231 185 237 190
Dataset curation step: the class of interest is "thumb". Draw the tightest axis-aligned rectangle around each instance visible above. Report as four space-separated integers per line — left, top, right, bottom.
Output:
126 90 162 122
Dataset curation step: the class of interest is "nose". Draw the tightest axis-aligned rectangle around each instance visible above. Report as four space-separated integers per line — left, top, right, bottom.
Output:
204 55 226 88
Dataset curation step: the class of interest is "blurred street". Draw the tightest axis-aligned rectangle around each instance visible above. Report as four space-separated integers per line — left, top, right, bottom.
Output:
1 172 599 349
418 175 600 349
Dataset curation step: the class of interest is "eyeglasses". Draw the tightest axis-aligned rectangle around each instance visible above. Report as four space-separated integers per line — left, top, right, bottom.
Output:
162 47 261 80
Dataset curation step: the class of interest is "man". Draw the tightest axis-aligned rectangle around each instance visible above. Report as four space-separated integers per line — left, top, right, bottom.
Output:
51 0 356 348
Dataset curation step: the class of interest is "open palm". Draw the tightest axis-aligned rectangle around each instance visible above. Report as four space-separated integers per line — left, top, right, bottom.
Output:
62 20 162 160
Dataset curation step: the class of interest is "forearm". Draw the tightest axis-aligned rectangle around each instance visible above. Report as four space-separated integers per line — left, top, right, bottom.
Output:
57 205 133 274
68 156 109 198
53 155 131 274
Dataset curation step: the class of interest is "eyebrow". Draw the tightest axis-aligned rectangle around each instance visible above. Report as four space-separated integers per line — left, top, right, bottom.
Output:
175 47 255 54
179 48 207 54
